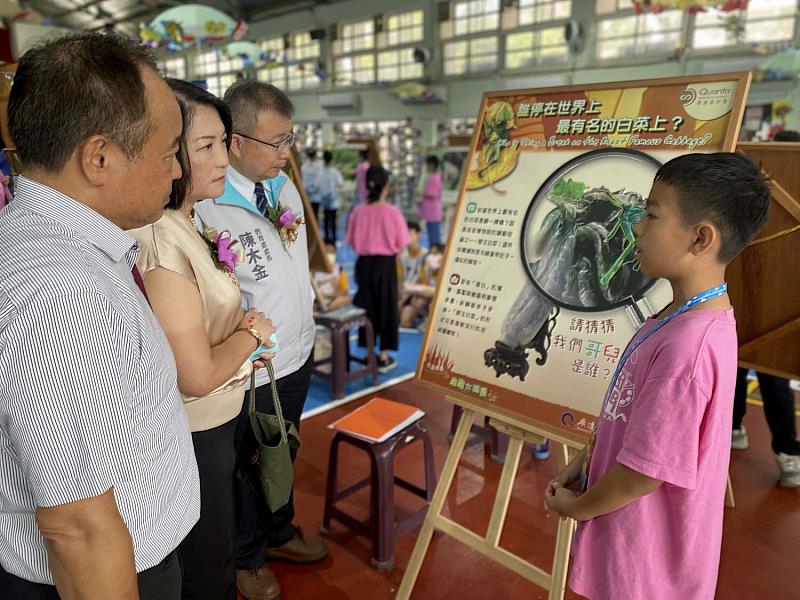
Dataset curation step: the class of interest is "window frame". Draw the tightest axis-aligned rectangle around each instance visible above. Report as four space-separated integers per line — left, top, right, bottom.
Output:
381 9 425 49
451 0 501 37
691 0 798 51
333 17 378 87
594 4 686 62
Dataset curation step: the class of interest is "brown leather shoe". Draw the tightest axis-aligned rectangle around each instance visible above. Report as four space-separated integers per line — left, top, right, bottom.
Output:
236 565 281 600
265 528 329 563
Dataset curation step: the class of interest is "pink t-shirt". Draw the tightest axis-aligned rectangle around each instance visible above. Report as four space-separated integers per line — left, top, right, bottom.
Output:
419 172 443 223
355 161 370 204
346 202 410 257
570 309 737 600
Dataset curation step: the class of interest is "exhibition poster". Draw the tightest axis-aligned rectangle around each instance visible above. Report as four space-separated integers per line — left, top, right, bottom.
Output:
417 73 750 443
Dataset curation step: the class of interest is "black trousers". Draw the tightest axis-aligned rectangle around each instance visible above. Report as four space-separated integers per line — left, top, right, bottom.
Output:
178 417 238 600
733 367 800 455
0 550 181 600
310 202 321 225
354 255 400 352
323 209 338 243
233 353 313 570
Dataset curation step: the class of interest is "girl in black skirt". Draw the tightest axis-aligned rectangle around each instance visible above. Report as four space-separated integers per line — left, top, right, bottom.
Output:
345 166 410 372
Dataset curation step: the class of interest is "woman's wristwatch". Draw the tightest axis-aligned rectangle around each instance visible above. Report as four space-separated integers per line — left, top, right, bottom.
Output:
235 326 263 348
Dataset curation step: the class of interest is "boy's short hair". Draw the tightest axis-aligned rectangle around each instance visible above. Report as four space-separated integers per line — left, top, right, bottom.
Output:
407 221 421 233
654 152 770 263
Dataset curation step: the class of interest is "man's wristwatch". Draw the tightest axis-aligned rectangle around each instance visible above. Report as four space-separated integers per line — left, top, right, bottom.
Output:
236 326 263 348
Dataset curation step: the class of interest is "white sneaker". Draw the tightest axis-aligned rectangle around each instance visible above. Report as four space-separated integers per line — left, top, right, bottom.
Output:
775 453 800 488
731 427 749 450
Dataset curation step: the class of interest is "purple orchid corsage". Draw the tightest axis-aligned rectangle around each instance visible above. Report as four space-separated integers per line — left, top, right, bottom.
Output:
201 227 245 274
266 202 305 249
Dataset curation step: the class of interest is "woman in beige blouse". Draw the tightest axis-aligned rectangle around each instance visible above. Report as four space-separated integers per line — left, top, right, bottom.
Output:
130 80 275 600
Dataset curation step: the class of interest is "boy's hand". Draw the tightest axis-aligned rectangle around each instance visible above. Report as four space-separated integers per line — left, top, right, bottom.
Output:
551 446 586 493
545 482 581 519
556 459 582 492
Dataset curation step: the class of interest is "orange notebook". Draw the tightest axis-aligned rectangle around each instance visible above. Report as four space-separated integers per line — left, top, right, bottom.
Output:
329 397 425 443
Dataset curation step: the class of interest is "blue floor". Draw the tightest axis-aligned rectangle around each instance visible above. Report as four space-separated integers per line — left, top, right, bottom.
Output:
302 214 424 418
303 329 422 418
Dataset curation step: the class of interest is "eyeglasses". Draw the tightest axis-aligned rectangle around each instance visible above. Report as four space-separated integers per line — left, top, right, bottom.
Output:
234 131 296 151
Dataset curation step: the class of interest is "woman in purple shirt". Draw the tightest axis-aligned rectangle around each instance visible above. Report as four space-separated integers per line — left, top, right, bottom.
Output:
419 155 444 246
345 166 409 372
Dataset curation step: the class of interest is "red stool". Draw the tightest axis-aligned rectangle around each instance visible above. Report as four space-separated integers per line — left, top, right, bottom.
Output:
313 306 378 400
321 419 436 570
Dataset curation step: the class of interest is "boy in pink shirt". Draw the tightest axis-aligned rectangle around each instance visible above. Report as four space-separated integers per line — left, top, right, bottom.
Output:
545 153 771 600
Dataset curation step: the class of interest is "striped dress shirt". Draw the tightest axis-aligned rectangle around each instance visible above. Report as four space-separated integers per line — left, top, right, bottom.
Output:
0 177 200 584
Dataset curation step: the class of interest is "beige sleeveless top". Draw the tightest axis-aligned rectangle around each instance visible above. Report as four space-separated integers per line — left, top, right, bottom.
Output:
130 209 251 432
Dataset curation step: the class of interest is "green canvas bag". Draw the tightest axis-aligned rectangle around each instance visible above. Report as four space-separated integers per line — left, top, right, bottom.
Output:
243 361 301 513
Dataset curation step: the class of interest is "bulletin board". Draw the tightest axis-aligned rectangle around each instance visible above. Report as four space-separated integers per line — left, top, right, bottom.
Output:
416 72 751 445
732 142 800 381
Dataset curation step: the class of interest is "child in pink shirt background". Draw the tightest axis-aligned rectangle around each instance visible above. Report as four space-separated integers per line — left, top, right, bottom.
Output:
545 153 771 600
418 155 444 246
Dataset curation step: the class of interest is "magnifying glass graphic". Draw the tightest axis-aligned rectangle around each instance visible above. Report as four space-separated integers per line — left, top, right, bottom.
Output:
484 148 661 381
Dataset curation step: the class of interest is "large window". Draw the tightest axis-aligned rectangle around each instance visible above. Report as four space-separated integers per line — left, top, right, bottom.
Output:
502 0 571 69
334 18 376 86
286 33 321 91
441 1 500 76
452 0 501 36
257 37 287 89
444 35 499 75
375 9 425 82
596 9 683 60
193 51 219 77
377 48 423 82
383 9 424 47
336 10 426 86
193 51 243 97
512 0 572 27
159 57 186 79
205 74 238 99
340 18 375 53
335 54 375 86
693 0 797 49
505 27 568 68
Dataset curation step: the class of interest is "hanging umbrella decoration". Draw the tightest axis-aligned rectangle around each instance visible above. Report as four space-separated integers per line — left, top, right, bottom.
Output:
138 4 243 51
223 41 264 68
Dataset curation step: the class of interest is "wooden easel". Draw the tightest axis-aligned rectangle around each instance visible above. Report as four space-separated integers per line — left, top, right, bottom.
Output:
396 397 580 600
285 149 331 274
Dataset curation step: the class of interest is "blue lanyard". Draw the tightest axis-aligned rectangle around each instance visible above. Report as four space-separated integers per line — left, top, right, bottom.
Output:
602 283 728 409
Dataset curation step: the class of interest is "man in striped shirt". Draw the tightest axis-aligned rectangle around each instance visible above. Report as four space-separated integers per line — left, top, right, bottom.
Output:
0 34 200 599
